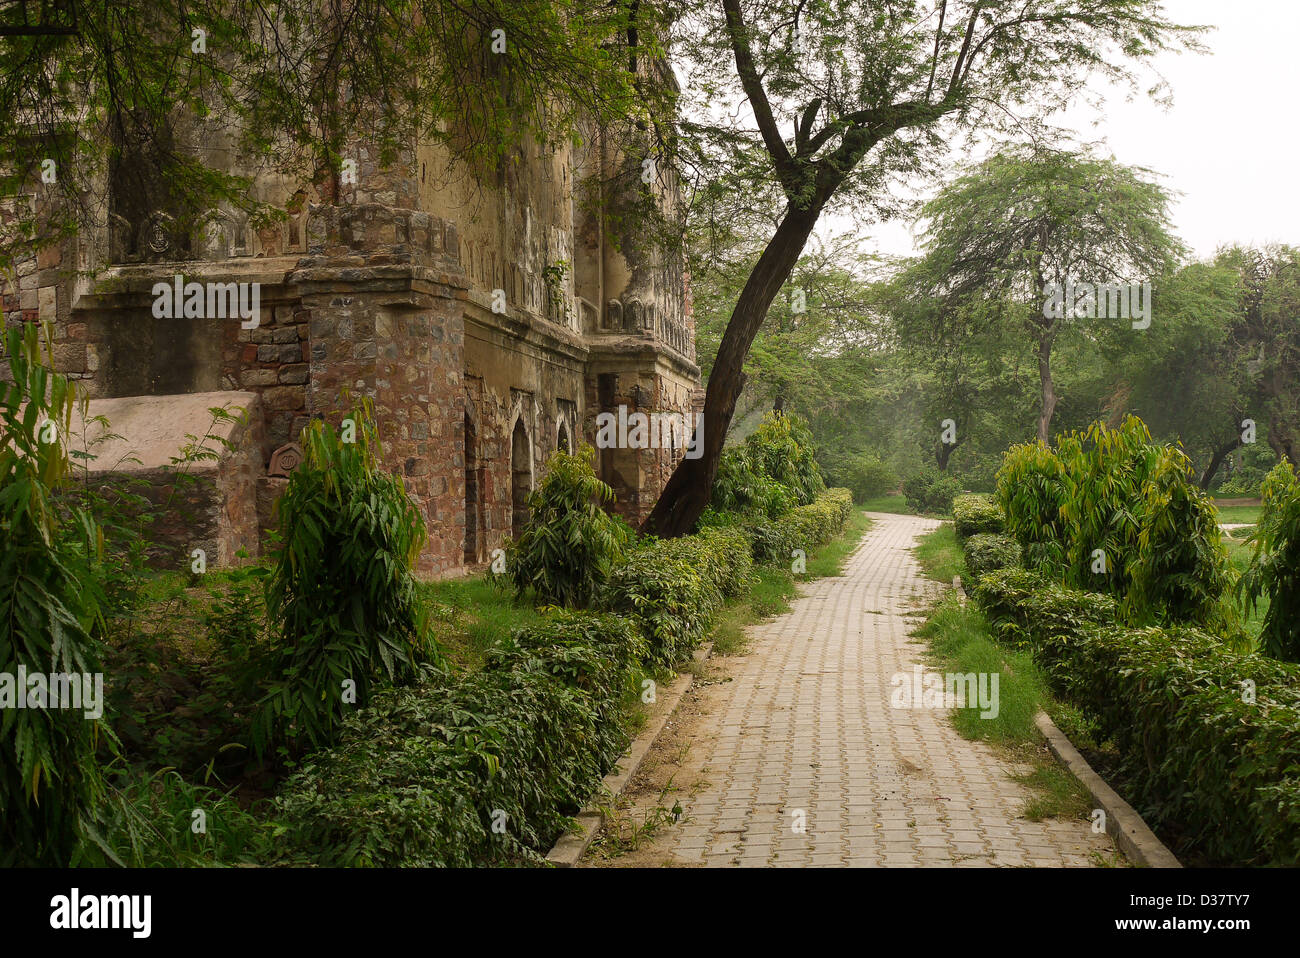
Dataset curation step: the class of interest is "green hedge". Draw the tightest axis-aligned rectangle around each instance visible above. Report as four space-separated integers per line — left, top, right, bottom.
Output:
952 494 1004 541
273 610 644 866
275 491 853 866
971 567 1300 865
962 533 1020 584
600 525 755 671
748 488 853 564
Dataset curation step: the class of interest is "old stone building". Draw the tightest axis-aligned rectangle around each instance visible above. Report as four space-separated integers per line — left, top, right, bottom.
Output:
3 90 701 575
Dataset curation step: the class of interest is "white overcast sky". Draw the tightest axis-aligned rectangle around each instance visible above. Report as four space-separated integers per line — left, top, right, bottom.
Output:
854 0 1300 263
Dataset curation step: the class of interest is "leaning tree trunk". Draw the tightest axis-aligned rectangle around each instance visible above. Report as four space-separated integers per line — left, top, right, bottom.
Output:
1199 436 1244 489
642 200 824 537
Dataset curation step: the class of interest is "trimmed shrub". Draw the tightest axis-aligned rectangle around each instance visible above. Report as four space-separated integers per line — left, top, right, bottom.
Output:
748 488 853 564
901 469 963 515
952 493 1004 540
253 400 433 758
692 525 755 599
962 533 1021 584
505 446 633 608
602 535 724 670
972 567 1117 655
273 610 642 866
1048 622 1300 864
970 566 1300 864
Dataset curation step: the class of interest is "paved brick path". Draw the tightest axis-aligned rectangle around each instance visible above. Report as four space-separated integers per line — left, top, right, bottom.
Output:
586 512 1117 867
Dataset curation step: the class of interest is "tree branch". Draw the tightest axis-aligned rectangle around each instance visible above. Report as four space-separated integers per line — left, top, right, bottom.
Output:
721 0 800 196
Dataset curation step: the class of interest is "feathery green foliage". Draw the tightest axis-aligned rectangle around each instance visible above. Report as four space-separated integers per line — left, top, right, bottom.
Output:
506 446 633 608
253 400 434 758
998 416 1230 627
712 412 823 516
0 324 109 866
1238 460 1300 661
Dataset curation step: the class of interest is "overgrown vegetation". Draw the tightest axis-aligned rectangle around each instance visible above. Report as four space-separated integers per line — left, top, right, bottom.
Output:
997 416 1231 629
1237 460 1300 661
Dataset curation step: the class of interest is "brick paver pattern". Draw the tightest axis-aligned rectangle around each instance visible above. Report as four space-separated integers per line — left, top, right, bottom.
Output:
648 513 1113 867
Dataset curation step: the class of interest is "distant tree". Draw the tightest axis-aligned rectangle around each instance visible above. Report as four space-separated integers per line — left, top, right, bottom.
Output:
1120 246 1300 487
908 145 1185 444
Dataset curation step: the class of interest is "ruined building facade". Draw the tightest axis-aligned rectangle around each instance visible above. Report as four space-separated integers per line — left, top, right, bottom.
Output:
2 103 701 575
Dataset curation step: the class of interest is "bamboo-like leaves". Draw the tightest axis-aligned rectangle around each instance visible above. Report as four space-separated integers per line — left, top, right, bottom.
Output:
254 399 435 758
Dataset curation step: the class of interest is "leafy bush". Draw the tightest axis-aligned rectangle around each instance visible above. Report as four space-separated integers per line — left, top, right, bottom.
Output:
744 413 825 505
748 488 853 564
602 536 724 670
998 417 1231 628
972 567 1118 659
971 566 1300 864
274 610 641 866
901 469 963 515
952 493 1004 540
0 323 108 866
962 533 1021 584
995 439 1069 570
711 445 798 519
692 525 755 599
506 446 633 607
1238 460 1300 661
711 412 824 515
252 400 434 758
1124 447 1231 628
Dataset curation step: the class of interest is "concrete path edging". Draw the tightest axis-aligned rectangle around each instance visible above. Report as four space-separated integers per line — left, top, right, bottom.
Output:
1034 711 1182 868
545 643 710 866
